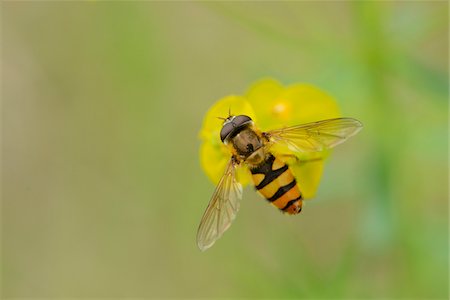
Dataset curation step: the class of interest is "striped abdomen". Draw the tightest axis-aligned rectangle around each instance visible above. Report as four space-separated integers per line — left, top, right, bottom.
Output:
250 154 303 214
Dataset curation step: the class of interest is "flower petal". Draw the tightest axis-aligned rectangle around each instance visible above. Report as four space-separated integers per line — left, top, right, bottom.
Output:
290 158 325 199
199 141 229 185
280 83 341 124
246 78 284 131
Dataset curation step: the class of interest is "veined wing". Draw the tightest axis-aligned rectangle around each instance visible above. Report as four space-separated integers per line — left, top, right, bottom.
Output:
196 158 243 251
266 118 363 153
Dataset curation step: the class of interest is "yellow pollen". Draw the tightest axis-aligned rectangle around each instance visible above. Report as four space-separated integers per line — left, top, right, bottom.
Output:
272 100 291 119
273 103 286 114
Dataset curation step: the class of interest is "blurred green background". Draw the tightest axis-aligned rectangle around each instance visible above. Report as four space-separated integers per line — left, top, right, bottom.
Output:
2 1 448 299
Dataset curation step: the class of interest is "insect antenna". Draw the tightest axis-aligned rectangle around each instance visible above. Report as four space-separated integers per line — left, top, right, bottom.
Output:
217 108 233 122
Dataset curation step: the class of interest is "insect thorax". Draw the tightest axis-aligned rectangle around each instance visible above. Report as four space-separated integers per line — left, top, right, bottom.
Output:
228 126 264 161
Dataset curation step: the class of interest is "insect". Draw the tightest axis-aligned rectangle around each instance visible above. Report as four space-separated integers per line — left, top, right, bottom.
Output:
196 115 363 251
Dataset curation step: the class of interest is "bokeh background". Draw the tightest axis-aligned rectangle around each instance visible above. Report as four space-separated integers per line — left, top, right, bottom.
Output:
2 1 448 299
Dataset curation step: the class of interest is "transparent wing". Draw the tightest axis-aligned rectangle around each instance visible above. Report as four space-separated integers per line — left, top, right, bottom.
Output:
266 118 363 153
196 158 243 252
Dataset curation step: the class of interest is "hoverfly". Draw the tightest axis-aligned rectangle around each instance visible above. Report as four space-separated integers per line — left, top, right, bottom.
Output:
197 115 362 251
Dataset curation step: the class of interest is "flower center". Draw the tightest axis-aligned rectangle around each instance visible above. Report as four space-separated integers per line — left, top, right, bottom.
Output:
272 100 292 120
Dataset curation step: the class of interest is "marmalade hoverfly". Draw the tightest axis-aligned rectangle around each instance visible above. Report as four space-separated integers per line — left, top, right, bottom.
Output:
197 115 362 251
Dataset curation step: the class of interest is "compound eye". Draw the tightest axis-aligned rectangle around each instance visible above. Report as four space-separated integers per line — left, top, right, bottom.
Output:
220 122 234 142
233 115 252 126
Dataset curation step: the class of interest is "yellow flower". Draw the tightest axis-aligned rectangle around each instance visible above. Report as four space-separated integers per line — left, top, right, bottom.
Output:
199 78 341 199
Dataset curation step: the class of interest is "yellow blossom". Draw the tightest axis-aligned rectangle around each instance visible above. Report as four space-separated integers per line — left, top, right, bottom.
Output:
199 78 341 199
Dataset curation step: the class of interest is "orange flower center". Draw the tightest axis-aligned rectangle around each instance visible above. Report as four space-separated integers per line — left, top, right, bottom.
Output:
271 99 292 120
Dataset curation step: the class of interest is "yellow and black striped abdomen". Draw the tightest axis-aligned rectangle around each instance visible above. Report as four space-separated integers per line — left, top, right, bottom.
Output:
250 154 303 214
